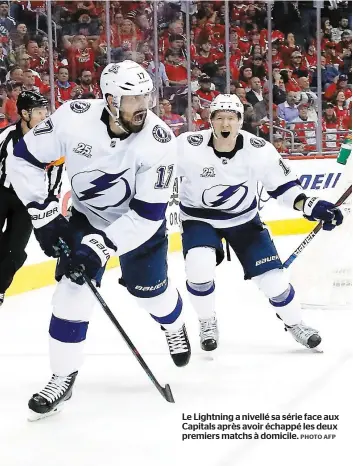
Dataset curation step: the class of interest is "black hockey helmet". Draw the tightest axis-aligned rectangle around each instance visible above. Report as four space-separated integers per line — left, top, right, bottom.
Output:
17 91 48 115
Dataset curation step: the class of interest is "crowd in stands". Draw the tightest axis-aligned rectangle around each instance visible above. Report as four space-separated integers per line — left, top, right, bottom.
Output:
0 0 351 154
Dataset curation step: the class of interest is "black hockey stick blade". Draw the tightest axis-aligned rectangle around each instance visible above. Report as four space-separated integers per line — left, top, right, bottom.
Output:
163 384 175 403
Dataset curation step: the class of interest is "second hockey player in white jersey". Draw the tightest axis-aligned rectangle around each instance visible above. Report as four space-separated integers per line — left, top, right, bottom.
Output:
177 94 344 352
8 60 191 420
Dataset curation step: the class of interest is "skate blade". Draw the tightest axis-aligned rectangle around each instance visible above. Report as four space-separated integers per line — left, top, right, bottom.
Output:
27 400 67 422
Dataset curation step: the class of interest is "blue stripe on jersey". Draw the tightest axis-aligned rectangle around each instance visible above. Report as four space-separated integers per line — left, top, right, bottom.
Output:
130 198 168 221
150 291 183 325
14 138 47 169
180 197 257 220
267 180 300 199
49 314 89 343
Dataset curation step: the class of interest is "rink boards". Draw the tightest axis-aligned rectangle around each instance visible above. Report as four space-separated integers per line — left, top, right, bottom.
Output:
7 156 342 296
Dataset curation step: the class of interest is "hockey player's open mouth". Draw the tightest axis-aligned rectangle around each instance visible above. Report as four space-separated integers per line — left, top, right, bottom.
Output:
221 131 230 138
132 110 147 124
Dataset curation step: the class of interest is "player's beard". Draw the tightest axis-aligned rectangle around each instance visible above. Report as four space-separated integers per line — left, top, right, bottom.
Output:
120 109 147 133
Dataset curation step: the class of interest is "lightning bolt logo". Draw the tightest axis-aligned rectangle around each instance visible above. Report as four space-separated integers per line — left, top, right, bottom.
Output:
202 183 248 211
78 169 129 202
72 169 132 217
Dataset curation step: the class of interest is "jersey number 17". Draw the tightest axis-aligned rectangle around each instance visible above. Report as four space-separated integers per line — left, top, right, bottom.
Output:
155 165 174 189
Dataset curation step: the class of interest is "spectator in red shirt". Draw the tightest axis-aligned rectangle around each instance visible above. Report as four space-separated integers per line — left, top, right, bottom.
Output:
26 39 42 71
54 66 79 108
270 42 285 69
76 69 101 98
289 51 308 79
195 74 220 105
334 90 349 127
194 40 223 67
281 68 301 93
164 49 187 86
159 98 185 136
4 82 22 123
279 32 298 65
63 35 97 81
325 42 344 67
336 30 352 56
238 66 253 91
322 102 340 150
52 49 66 75
324 74 352 101
304 43 317 70
272 133 290 154
112 18 140 50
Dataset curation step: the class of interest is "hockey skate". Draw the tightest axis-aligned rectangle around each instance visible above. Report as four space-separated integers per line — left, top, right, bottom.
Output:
285 322 321 349
0 293 4 306
199 316 219 351
164 324 191 367
28 371 78 421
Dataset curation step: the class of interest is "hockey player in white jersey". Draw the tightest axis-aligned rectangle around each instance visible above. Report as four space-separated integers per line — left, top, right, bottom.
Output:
177 94 344 352
8 60 191 420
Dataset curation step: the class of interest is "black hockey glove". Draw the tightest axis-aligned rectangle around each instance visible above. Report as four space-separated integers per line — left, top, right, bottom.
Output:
66 233 117 285
27 197 74 257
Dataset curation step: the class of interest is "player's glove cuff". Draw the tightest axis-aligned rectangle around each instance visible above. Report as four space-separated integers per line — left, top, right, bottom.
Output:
27 197 60 229
80 233 117 267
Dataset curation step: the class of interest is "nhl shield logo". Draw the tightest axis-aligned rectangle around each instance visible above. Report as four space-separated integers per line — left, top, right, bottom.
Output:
152 125 172 143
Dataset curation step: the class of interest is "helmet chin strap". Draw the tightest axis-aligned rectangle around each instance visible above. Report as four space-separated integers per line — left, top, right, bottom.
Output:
105 96 130 135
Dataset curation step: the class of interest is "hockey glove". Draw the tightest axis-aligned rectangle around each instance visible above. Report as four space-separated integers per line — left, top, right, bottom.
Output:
66 233 117 285
27 197 74 257
302 196 344 231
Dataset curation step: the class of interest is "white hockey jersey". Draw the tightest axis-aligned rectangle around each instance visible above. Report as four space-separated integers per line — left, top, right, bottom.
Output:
8 99 176 255
177 129 303 229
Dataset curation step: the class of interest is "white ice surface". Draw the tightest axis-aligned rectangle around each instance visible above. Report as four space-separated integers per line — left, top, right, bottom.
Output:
0 236 352 466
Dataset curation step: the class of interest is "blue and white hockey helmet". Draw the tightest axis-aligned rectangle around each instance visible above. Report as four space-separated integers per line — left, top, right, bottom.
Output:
209 94 244 119
100 60 154 119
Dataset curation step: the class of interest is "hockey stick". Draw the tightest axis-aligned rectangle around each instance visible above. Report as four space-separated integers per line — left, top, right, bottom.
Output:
283 185 352 269
57 238 175 403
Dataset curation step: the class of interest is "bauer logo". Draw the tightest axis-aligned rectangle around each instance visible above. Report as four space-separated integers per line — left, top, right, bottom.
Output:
255 255 279 266
70 101 91 113
152 125 172 143
135 279 167 292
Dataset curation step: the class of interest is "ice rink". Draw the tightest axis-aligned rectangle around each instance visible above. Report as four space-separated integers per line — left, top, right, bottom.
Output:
0 235 352 466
